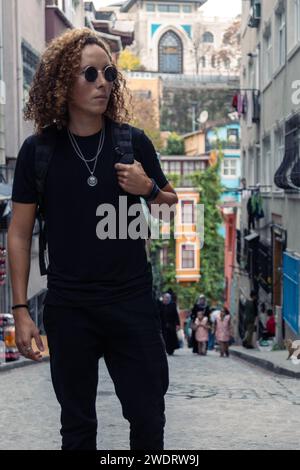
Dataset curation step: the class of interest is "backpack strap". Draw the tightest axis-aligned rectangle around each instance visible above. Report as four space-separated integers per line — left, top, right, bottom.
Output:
34 124 58 276
111 120 134 164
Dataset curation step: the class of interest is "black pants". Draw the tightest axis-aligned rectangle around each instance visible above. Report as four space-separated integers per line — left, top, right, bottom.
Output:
43 290 169 451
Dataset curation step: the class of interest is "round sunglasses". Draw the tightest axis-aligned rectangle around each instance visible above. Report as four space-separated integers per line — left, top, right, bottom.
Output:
81 65 118 83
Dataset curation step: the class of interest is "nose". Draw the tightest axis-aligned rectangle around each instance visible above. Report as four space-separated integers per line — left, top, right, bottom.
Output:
95 70 106 88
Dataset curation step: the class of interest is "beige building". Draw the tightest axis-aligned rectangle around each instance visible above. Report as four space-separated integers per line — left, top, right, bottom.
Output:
125 74 163 127
239 0 300 342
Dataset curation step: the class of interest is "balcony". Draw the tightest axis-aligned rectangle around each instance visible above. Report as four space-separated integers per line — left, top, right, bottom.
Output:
206 141 240 152
248 0 261 28
165 172 200 189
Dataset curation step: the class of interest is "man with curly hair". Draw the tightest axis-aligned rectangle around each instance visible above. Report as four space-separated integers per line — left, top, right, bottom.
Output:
8 28 178 451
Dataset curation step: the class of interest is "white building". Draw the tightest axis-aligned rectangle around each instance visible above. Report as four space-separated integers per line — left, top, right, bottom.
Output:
239 0 300 342
101 0 240 76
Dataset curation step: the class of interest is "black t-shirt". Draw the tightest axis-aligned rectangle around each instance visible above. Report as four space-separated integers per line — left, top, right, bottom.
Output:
11 118 168 307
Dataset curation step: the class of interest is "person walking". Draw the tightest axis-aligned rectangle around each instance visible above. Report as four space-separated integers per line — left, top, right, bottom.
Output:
8 28 178 450
194 310 209 356
158 293 180 356
191 294 210 354
215 307 232 357
242 291 258 349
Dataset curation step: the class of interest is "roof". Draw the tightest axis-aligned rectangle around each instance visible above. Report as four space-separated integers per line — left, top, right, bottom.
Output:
121 0 207 13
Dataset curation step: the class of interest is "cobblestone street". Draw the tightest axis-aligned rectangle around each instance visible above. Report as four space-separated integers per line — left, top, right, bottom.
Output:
1 348 300 450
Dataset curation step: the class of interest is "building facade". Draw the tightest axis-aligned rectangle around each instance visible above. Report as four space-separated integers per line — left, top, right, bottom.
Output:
0 0 85 316
101 0 240 77
239 0 300 343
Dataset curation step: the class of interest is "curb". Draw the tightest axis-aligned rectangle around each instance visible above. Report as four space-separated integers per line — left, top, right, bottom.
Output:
0 355 50 373
230 349 300 379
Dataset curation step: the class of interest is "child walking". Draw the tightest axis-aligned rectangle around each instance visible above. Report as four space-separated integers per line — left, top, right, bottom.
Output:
215 307 232 357
194 311 209 356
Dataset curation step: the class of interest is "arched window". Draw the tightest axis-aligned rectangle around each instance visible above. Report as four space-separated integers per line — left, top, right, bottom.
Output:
202 31 214 43
158 30 183 73
224 57 231 69
211 55 216 68
200 56 206 68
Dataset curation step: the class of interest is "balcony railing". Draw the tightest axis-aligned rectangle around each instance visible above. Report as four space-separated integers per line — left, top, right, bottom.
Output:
206 142 240 151
166 173 199 188
125 71 240 85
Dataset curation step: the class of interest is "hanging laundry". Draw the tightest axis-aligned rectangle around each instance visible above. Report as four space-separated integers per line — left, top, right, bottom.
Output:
232 94 238 110
247 196 256 230
251 191 264 220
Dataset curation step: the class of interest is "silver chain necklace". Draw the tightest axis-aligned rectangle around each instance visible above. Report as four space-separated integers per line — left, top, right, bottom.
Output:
67 122 106 187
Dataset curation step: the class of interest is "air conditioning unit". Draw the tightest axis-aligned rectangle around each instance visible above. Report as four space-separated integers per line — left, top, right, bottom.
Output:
248 0 261 28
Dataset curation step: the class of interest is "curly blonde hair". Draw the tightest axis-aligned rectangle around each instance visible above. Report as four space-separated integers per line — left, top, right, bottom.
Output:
24 28 132 134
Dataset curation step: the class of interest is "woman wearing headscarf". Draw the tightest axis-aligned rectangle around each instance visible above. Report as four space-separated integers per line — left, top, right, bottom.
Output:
158 293 180 356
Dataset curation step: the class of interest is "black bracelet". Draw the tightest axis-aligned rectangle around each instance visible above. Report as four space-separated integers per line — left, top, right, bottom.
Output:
142 178 160 202
11 304 29 311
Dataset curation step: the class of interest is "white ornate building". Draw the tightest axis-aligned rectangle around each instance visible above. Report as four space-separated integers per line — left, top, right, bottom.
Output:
105 0 240 75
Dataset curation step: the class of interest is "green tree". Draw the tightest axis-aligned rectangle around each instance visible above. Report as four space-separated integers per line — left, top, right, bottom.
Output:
164 133 184 155
191 150 225 303
150 152 224 308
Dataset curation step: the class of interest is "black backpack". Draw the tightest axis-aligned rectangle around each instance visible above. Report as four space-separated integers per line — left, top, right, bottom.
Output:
34 118 134 276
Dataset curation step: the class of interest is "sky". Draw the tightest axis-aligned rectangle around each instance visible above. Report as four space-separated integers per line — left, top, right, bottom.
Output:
93 0 242 18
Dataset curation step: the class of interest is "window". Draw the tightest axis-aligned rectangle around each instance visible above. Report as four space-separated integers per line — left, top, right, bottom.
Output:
222 159 237 177
200 56 206 68
227 128 239 144
263 29 272 85
275 127 284 181
169 161 181 174
160 246 168 266
202 32 214 43
276 9 286 68
158 4 179 12
211 55 216 68
224 57 231 69
263 136 271 189
183 161 195 174
158 31 183 73
169 4 180 12
181 200 195 224
181 244 195 269
183 5 192 13
22 40 39 105
146 3 155 11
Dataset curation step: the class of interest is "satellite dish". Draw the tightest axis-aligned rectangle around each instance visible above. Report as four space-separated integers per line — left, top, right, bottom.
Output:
198 110 208 124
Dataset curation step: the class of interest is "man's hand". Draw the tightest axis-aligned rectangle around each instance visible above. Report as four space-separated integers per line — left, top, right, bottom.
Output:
14 308 44 362
114 160 153 196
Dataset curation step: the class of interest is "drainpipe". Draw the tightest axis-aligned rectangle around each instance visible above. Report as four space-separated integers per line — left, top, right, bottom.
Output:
15 0 23 148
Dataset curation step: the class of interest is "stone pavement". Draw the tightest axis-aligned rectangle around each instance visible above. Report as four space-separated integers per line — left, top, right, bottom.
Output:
230 346 300 379
1 347 300 450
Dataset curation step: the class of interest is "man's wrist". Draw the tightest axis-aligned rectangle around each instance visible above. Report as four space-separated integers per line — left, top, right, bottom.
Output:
142 178 154 197
141 178 160 202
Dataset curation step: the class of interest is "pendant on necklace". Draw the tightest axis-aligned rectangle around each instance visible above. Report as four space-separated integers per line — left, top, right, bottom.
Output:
87 175 98 187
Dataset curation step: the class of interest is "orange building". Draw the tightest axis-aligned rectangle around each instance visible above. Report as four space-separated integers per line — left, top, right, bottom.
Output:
174 189 201 283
